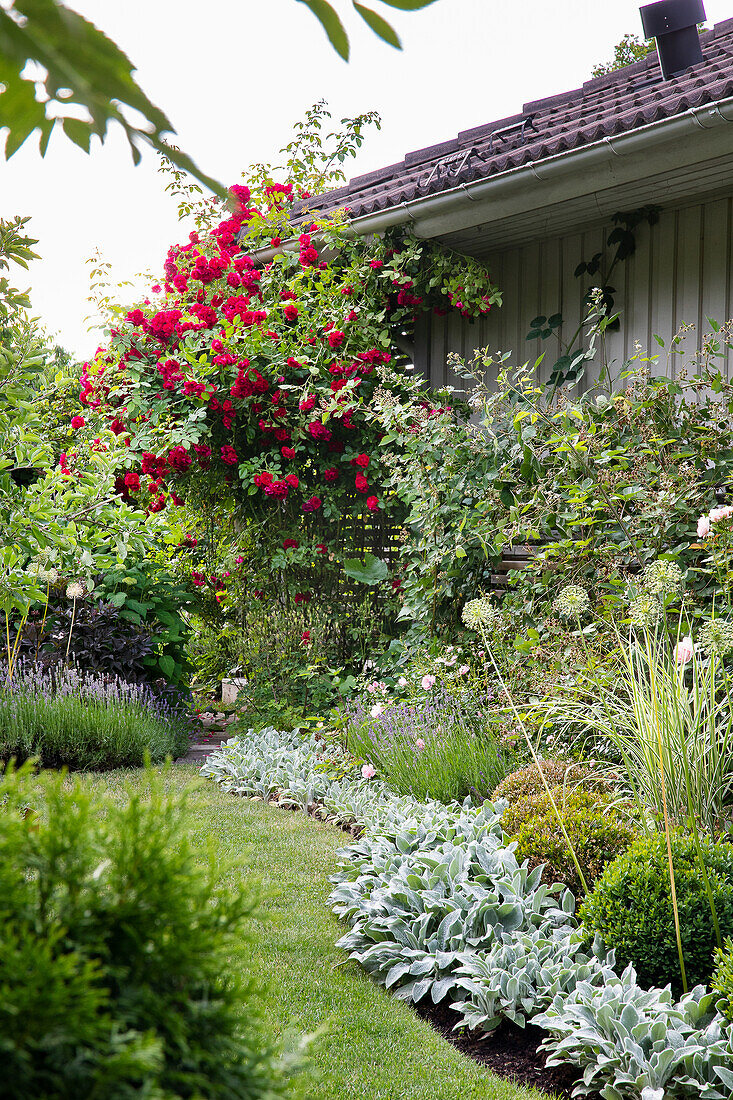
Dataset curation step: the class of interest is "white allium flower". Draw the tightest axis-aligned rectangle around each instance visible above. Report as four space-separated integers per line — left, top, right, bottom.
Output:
461 597 495 630
698 619 733 658
553 585 591 620
65 581 85 600
642 559 683 598
628 592 663 628
37 567 59 584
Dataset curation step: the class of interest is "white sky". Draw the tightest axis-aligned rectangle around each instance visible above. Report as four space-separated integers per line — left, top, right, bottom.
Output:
4 0 732 360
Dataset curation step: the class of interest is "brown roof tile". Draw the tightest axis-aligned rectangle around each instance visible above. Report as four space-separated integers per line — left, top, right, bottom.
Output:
296 19 733 223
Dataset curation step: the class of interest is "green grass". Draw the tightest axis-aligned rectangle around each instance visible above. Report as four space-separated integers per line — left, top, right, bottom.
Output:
78 764 555 1100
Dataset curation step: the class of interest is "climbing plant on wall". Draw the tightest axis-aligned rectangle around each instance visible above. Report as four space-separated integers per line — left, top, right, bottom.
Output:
79 107 501 692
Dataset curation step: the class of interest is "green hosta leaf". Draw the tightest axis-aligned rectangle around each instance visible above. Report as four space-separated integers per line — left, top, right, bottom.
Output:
297 0 350 59
353 3 401 48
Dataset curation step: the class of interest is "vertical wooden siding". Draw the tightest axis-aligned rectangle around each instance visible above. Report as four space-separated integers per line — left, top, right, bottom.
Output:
417 197 733 390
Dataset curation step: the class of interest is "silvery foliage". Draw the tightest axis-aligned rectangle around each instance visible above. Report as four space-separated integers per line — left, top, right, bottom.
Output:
200 726 449 828
331 803 576 1006
202 726 733 1099
534 963 733 1100
450 928 610 1032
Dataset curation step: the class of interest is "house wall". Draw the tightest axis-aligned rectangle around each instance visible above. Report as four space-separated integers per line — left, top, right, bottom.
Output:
415 195 733 393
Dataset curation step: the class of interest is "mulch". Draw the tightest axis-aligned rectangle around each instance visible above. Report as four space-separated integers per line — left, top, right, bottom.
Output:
415 1000 584 1098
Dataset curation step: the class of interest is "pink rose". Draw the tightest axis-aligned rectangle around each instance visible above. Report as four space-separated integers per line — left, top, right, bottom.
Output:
675 636 694 665
415 738 425 750
361 763 376 779
421 674 436 690
698 515 711 538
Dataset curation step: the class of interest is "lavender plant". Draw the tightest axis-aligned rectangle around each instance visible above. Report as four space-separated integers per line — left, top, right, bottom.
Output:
346 689 515 804
0 663 190 769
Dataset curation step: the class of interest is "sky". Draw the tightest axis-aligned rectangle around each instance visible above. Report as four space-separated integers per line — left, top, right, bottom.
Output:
4 0 733 360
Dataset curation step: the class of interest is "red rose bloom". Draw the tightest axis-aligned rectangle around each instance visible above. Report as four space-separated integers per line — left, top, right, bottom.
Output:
301 630 311 646
283 538 299 550
285 473 299 488
124 471 140 491
323 467 339 483
264 480 289 499
366 495 380 512
354 453 370 468
308 421 332 442
70 415 85 429
220 445 238 465
283 303 299 322
327 330 345 349
302 496 322 513
281 446 296 460
355 473 369 493
299 396 316 413
254 471 273 488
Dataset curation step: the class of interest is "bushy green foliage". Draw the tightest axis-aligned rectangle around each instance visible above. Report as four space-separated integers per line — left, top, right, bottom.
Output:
0 760 284 1099
0 666 189 769
96 561 193 687
500 787 637 898
712 936 733 1025
491 759 606 802
580 832 733 992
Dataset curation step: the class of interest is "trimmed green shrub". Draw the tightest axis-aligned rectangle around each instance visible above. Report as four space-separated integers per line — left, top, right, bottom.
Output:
0 760 284 1099
580 832 733 992
0 665 189 770
712 936 733 1024
500 788 637 898
491 758 609 802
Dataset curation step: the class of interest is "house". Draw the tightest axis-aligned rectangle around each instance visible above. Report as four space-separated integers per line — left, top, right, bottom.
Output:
300 4 733 391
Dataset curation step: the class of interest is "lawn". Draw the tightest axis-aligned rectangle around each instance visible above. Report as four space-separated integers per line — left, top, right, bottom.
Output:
80 763 552 1100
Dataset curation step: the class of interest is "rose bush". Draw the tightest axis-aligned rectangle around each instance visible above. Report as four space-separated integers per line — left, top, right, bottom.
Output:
75 111 501 704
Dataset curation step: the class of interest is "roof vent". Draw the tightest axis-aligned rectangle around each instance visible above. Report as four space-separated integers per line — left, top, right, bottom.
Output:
640 0 706 80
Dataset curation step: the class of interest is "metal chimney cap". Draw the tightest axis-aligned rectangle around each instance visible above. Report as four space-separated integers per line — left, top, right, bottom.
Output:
639 0 706 79
640 0 705 40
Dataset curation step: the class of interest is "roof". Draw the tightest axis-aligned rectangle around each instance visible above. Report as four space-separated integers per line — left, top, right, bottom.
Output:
297 17 733 224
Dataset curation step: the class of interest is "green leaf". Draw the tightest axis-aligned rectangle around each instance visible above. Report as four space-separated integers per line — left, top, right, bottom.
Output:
353 3 401 48
61 117 92 153
376 0 438 8
342 553 390 585
158 654 176 678
297 0 350 59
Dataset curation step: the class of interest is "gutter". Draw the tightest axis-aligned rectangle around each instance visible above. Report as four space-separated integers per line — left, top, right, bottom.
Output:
251 94 733 260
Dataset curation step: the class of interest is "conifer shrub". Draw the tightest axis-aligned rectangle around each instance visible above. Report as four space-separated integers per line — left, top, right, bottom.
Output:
581 832 733 993
0 761 284 1099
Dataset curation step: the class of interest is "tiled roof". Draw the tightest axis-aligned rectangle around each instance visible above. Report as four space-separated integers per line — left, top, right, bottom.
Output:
297 17 733 223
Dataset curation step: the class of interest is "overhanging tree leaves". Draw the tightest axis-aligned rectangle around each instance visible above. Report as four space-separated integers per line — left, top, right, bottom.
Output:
0 0 441 186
